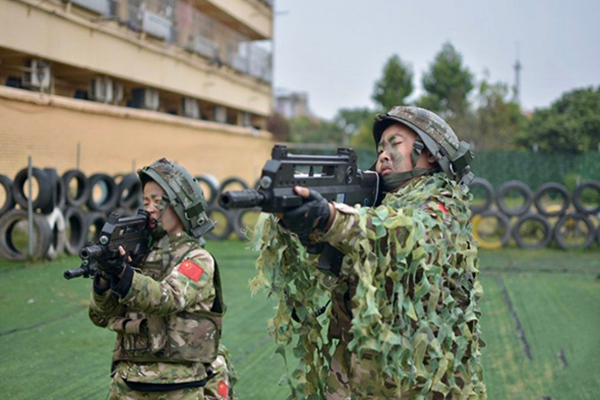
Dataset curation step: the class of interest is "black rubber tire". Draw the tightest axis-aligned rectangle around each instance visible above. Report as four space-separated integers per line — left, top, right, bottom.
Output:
44 208 66 260
12 167 52 211
572 180 600 215
471 209 511 249
0 175 15 217
62 169 90 207
511 213 553 249
233 207 261 241
87 173 119 212
218 177 249 195
533 182 570 217
85 211 107 243
204 206 234 241
117 173 143 209
469 177 495 214
195 174 220 206
0 209 52 261
496 180 533 216
113 173 125 186
41 168 67 214
63 206 88 255
554 213 595 250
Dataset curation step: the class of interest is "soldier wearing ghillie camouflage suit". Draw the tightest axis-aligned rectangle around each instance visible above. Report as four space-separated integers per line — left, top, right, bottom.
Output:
255 106 485 399
89 159 237 400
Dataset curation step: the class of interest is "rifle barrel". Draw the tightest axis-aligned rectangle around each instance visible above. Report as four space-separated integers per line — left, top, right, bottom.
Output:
79 245 104 260
219 189 267 210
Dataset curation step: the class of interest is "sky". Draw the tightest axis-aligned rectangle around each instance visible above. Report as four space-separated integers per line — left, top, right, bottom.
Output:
271 0 600 120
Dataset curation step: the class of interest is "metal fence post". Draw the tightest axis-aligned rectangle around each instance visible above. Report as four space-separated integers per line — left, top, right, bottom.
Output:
76 142 81 169
27 156 34 257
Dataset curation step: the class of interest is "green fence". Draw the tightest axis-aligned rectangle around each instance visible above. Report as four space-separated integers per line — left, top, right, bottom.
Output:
471 151 600 190
355 149 600 191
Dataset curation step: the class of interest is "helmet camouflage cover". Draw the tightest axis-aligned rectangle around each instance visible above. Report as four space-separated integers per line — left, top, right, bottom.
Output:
138 158 215 238
373 106 474 186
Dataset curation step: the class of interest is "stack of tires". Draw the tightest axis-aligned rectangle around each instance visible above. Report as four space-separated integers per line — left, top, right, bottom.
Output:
469 178 600 250
0 168 142 261
197 174 260 242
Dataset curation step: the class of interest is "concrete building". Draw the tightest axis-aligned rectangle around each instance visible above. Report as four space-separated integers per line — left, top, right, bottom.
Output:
0 0 275 183
274 90 311 119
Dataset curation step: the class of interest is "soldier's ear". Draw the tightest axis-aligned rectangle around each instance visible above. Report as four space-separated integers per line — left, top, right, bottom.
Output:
423 149 436 165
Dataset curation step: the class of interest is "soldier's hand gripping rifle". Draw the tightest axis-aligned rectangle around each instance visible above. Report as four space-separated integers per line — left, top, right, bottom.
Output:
218 145 381 276
63 210 152 280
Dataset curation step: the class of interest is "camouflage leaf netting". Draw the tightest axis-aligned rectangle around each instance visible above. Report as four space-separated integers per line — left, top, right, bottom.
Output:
251 173 487 399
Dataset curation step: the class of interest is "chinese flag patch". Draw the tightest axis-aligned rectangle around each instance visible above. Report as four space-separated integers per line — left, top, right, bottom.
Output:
437 202 449 214
217 381 229 399
178 260 204 282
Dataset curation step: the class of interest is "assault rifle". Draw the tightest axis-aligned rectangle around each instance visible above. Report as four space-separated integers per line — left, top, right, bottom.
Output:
63 210 152 280
219 145 381 275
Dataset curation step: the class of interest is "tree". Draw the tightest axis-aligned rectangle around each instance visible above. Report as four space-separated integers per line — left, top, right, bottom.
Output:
372 55 414 111
267 111 290 142
516 86 600 153
334 107 373 136
288 116 346 145
472 78 526 150
417 42 474 118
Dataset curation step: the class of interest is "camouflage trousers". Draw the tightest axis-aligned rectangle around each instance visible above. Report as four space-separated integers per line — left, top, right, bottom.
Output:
324 342 419 400
107 374 204 400
108 352 236 400
205 353 237 400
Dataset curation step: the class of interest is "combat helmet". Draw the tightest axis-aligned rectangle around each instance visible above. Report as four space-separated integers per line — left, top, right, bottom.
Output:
138 158 215 238
373 106 474 186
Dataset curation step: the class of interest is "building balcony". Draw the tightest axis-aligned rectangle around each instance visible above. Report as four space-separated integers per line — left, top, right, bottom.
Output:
0 0 273 120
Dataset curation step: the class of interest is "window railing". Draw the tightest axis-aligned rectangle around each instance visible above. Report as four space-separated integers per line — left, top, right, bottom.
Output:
62 0 273 83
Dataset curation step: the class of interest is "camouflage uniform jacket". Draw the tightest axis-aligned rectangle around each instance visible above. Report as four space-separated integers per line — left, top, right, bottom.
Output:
89 231 225 385
314 172 486 397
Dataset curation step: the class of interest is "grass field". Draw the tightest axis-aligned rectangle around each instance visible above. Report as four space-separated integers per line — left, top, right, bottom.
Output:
1 242 599 399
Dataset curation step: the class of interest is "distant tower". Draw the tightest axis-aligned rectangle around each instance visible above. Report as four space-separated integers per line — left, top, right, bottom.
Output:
513 42 522 104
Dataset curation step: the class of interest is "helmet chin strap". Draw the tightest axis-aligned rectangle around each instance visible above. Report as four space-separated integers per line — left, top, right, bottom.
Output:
382 139 436 192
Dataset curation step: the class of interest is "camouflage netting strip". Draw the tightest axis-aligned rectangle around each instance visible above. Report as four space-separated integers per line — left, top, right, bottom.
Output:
250 214 332 397
251 174 486 399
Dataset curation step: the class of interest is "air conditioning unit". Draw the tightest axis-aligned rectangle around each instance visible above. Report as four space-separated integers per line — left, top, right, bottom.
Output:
181 97 200 119
22 60 51 90
131 88 159 111
213 106 227 123
89 77 113 103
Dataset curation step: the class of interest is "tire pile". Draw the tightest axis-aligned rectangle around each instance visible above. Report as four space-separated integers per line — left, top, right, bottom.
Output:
469 178 600 250
199 175 260 242
0 168 145 261
0 169 257 261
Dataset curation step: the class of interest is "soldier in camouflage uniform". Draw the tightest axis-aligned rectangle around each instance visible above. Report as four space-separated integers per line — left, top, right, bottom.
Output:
89 158 237 400
258 106 485 399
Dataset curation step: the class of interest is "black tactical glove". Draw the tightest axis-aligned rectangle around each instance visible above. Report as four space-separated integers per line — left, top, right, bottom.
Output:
97 255 127 278
282 189 331 244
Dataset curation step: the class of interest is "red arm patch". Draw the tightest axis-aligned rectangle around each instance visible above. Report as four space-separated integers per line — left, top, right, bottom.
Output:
178 260 204 282
218 381 229 399
437 202 449 214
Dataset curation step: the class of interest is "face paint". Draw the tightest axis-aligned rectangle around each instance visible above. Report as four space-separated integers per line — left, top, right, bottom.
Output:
387 136 408 171
377 133 410 177
150 195 169 240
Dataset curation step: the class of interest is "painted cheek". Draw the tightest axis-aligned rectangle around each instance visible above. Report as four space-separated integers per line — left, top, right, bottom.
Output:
387 144 406 170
